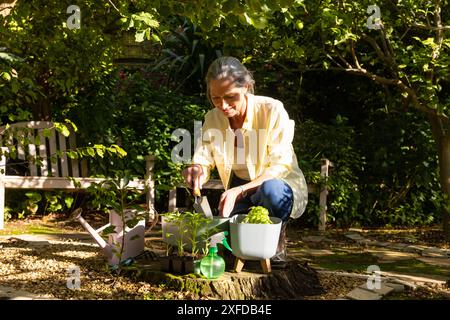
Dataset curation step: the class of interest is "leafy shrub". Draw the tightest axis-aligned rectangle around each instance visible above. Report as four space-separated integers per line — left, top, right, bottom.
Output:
68 68 210 212
293 116 363 228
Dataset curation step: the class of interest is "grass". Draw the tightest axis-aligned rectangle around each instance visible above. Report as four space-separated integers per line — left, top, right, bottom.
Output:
311 251 378 273
0 221 66 236
311 250 450 279
378 259 450 278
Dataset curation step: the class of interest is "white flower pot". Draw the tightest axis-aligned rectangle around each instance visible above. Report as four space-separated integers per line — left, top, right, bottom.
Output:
229 214 282 260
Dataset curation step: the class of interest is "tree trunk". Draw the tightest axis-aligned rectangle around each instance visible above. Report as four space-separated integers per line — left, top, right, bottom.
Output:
32 101 51 121
438 141 450 240
32 72 52 121
428 115 450 240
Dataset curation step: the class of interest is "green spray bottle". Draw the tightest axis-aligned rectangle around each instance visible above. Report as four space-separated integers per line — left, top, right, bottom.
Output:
200 231 232 279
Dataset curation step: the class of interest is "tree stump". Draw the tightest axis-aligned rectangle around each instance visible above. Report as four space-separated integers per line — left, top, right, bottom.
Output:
123 256 325 299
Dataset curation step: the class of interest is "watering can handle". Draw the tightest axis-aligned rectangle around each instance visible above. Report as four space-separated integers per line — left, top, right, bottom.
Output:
70 208 83 221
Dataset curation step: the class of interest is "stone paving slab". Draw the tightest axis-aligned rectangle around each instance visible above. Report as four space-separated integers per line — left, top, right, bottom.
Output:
384 282 405 293
346 287 382 300
348 228 364 233
303 249 335 257
366 248 418 261
390 243 409 251
356 239 374 245
416 257 450 268
0 233 94 244
359 283 395 296
0 285 54 300
402 245 425 254
381 271 448 285
301 236 328 242
370 241 392 247
345 233 365 241
404 244 431 252
0 234 98 247
422 248 449 258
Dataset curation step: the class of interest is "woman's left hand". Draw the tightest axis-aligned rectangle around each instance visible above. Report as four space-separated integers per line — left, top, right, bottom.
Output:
219 187 242 218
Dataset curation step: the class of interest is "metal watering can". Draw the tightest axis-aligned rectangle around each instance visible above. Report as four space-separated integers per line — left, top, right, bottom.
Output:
72 208 146 266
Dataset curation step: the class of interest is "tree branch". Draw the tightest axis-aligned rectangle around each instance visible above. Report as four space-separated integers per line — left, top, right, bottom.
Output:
399 26 411 41
432 0 444 61
107 0 124 16
361 33 389 64
334 50 352 69
380 24 395 59
410 23 450 31
325 53 346 69
350 41 361 69
343 67 450 122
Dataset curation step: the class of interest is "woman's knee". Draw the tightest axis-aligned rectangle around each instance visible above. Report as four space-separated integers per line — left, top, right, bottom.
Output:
259 180 292 221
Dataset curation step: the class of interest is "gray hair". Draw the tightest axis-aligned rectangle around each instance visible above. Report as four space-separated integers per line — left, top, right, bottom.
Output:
205 56 255 106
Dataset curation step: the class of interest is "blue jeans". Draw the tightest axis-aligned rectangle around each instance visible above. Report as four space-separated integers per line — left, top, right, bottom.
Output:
229 175 293 222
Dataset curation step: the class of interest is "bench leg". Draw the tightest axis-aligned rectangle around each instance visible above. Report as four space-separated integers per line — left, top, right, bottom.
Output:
145 155 156 221
0 150 4 230
0 183 4 230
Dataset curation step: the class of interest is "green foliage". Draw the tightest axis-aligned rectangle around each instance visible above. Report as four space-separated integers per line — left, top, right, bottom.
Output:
67 68 208 210
183 211 214 257
0 0 124 122
162 211 188 257
5 190 75 219
120 11 161 43
242 206 272 224
357 110 443 227
295 117 363 227
161 211 218 258
86 171 145 216
151 17 223 94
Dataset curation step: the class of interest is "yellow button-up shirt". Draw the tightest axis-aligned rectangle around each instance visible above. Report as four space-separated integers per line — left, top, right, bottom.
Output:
192 94 308 218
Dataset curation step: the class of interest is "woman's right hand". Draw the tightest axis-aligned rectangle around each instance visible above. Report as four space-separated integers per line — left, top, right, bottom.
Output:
182 164 204 191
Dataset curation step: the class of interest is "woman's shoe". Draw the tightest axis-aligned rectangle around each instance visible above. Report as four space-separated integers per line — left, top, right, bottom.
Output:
270 221 288 269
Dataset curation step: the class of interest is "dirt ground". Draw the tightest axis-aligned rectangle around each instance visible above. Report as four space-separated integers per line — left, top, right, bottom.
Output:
0 213 449 300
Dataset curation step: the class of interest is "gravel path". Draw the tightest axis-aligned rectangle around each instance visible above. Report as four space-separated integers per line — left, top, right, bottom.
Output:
0 235 192 300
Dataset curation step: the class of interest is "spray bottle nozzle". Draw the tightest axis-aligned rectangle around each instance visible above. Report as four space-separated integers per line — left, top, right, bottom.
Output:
208 231 232 252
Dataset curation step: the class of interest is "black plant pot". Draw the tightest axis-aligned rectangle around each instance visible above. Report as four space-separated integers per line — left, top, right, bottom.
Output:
184 258 202 275
161 255 202 275
161 256 173 273
171 256 184 274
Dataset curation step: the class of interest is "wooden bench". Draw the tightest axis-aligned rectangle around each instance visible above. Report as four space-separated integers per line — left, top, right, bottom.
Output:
168 158 334 231
0 121 156 229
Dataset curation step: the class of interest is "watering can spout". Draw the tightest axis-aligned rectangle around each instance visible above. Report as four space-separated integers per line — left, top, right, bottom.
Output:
71 208 112 257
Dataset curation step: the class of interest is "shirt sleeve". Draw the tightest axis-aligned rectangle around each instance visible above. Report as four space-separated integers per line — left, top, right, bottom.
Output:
263 102 295 179
191 118 216 184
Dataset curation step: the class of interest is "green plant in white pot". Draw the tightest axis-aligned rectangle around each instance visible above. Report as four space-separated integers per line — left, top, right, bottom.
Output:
230 206 282 261
242 206 273 224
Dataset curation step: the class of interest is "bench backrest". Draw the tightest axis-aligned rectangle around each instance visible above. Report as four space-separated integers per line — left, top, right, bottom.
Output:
0 121 86 178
